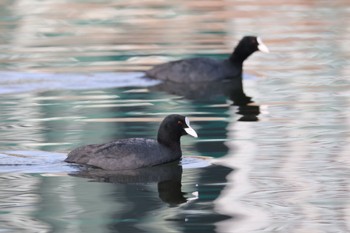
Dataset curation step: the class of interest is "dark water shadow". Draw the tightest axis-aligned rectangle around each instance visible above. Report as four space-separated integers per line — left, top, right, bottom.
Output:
149 75 260 121
69 161 233 203
68 161 233 232
177 164 234 232
70 162 187 206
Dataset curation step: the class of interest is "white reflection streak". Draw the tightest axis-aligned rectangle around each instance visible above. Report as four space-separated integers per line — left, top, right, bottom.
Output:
281 123 319 232
339 15 350 232
337 95 350 231
214 116 269 233
52 180 85 233
0 174 50 232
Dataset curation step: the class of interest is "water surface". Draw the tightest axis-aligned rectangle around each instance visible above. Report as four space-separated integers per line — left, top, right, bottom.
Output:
0 0 350 233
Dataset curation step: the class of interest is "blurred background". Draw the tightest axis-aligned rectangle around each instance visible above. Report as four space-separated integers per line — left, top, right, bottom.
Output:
0 1 350 233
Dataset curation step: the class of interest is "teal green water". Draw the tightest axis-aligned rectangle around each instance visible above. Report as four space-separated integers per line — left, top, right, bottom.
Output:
1 1 350 233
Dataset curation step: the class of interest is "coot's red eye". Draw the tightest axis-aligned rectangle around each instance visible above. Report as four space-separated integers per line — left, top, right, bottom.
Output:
177 121 183 125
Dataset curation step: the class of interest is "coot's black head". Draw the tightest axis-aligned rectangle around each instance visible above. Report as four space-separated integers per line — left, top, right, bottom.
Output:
157 114 198 146
230 36 269 63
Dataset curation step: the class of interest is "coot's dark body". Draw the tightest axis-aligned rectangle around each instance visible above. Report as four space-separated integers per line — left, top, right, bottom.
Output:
145 36 269 83
66 138 181 170
65 114 198 170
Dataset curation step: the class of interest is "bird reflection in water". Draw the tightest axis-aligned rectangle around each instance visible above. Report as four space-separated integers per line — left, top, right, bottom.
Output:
70 162 187 206
149 74 260 122
69 161 232 209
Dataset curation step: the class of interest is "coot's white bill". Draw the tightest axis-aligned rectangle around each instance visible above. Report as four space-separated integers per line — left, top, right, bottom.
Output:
257 37 270 53
184 117 198 138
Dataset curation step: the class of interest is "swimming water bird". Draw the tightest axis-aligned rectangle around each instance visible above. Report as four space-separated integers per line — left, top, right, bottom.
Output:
145 36 269 83
65 114 198 170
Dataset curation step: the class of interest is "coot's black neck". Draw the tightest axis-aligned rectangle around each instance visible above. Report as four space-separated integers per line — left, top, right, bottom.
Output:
229 44 256 64
157 132 181 150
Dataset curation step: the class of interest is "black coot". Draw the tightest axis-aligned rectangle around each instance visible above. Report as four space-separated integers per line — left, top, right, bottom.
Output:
65 114 198 170
145 36 269 83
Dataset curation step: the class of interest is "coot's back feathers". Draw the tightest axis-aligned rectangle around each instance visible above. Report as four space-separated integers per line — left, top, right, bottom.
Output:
66 138 174 170
146 58 237 82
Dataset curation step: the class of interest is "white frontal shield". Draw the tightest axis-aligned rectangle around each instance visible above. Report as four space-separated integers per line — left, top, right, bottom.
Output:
257 37 270 53
184 117 198 138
